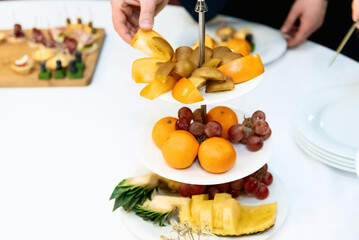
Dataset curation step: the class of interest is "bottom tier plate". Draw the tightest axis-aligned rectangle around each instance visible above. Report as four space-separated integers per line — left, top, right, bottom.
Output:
119 171 289 240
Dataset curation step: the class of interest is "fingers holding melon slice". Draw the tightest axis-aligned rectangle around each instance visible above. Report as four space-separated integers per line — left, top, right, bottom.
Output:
172 78 204 104
131 30 174 60
132 57 166 83
218 54 264 84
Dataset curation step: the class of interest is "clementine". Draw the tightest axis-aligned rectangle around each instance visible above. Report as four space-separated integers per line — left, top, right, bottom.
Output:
198 137 236 174
152 117 178 149
161 130 199 169
206 106 238 139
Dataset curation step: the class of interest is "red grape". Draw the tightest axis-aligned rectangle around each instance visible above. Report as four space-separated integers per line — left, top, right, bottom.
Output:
246 135 264 151
240 127 254 144
189 122 205 137
179 184 192 197
178 107 193 123
230 179 244 191
230 189 240 198
263 163 268 171
204 121 222 138
252 110 266 122
175 118 190 131
253 120 270 136
216 182 230 193
208 186 220 200
193 109 204 123
263 128 272 140
262 172 273 186
190 184 206 195
255 183 269 200
228 124 245 143
244 176 259 194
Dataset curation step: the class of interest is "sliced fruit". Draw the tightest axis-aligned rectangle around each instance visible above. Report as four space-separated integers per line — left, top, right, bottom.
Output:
132 57 166 83
140 75 177 100
192 34 216 50
157 175 182 191
172 77 204 104
202 57 222 68
175 46 193 61
192 67 226 81
206 77 235 93
199 200 214 230
222 198 241 233
213 193 232 229
189 46 213 67
173 59 196 78
161 130 199 169
191 194 209 225
189 76 206 89
155 61 176 83
131 29 173 60
213 46 232 58
152 117 178 149
220 52 243 66
218 54 264 84
226 38 251 56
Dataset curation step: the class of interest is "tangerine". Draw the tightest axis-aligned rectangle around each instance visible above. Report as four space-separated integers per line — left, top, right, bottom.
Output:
161 130 199 169
206 106 238 139
226 38 251 56
152 117 178 149
198 137 236 174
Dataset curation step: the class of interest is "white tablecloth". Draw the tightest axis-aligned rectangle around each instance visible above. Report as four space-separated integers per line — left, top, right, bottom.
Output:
0 1 358 240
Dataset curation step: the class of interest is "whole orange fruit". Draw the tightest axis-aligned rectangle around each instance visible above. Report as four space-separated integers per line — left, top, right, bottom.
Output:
161 130 199 169
198 137 236 174
226 38 251 56
152 117 178 149
207 106 238 139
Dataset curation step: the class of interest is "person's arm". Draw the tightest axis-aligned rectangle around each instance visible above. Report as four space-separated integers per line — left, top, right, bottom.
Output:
353 0 359 27
111 0 168 44
280 0 328 48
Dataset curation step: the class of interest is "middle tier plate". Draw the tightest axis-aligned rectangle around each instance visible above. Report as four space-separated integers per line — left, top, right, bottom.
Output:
135 108 272 185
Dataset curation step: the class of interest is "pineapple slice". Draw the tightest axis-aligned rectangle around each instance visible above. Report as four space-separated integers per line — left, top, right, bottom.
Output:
222 198 241 234
200 200 214 231
191 194 209 225
213 193 232 229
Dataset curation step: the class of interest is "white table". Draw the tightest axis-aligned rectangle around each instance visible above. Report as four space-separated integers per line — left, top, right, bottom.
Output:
0 1 358 240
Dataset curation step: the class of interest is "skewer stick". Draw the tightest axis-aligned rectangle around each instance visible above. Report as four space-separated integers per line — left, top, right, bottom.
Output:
329 22 357 67
195 0 208 121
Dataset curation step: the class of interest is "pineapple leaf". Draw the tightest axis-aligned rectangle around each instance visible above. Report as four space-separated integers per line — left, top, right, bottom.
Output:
133 205 174 227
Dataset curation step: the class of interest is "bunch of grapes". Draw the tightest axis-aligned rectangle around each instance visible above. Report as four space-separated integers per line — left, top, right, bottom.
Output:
228 110 271 152
178 164 273 200
176 107 221 140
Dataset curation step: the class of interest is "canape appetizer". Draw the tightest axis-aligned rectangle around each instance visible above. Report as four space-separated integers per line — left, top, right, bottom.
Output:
54 60 66 79
11 55 34 74
33 45 56 62
83 21 100 40
38 62 51 80
46 51 72 70
77 32 97 53
68 60 83 79
8 24 26 43
51 26 67 43
28 28 45 48
62 37 78 55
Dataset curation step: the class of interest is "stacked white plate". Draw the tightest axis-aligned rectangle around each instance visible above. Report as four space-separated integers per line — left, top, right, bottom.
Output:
293 84 359 174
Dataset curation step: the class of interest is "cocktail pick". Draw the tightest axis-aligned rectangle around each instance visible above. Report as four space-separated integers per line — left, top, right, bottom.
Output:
195 0 208 120
329 22 357 66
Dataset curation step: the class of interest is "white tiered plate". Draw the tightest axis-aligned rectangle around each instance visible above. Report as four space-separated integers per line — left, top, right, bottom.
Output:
171 18 287 66
158 73 263 105
135 107 273 185
120 171 288 240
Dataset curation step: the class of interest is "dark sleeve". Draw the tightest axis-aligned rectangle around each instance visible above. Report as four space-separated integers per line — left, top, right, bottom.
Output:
179 0 229 22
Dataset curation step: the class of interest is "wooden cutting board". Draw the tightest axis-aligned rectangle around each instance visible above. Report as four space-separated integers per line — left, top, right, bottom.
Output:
0 28 105 88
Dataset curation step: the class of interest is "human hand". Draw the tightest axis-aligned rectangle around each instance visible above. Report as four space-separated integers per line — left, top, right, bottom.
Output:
111 0 168 44
280 0 328 48
353 0 359 28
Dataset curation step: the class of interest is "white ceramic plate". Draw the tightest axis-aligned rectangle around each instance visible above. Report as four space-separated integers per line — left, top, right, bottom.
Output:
135 107 272 185
172 18 287 66
158 73 263 105
294 133 356 173
120 171 289 240
294 84 359 159
295 130 355 166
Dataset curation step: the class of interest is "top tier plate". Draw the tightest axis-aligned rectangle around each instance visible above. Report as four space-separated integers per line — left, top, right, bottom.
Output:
158 73 263 105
